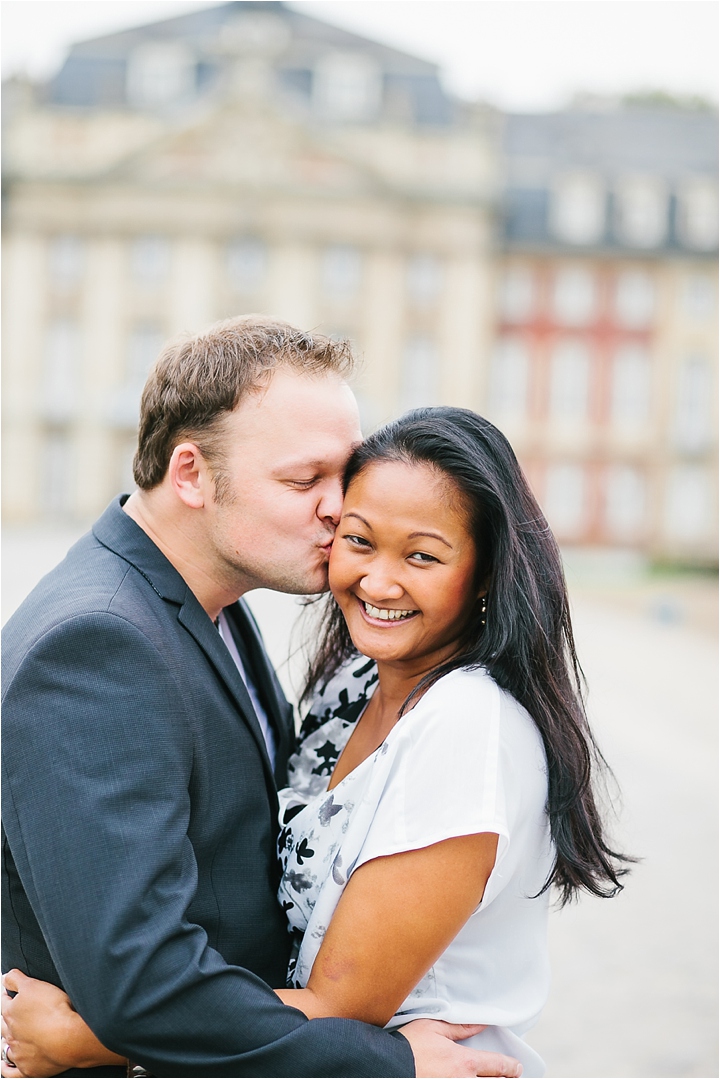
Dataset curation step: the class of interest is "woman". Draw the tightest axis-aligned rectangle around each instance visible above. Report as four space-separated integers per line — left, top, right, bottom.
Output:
1 408 629 1077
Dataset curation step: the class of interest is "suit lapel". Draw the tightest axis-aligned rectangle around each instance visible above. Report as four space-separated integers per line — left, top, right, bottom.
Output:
176 597 278 796
226 601 295 783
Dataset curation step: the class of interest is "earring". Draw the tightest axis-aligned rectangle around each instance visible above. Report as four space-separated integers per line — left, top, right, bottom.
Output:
480 595 487 626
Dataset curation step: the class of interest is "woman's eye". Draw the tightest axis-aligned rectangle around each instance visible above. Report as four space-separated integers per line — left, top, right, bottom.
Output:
344 534 371 548
409 551 438 564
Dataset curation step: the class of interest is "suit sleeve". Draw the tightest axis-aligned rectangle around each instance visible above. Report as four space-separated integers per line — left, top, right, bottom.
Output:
1 612 415 1078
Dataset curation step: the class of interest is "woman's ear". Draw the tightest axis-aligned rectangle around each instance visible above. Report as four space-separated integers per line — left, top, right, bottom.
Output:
167 442 210 510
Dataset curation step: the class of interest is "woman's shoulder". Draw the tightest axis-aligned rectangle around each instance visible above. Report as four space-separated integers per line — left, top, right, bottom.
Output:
403 666 540 750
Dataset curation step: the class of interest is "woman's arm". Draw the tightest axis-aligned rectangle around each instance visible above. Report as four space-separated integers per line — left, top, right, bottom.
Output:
1 970 124 1078
276 831 498 1025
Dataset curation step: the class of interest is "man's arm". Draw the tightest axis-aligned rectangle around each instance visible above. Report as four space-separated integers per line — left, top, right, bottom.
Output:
0 975 521 1079
2 612 414 1078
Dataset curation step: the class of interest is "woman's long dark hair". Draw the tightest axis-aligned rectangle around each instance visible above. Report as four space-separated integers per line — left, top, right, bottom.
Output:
304 407 633 906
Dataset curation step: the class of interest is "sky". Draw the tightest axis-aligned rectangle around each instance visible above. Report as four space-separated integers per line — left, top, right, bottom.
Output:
1 0 718 111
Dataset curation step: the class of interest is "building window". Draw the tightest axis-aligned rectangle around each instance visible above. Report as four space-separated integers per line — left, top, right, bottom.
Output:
126 43 195 108
664 465 713 541
321 245 362 302
488 338 529 419
313 52 382 122
549 339 591 420
117 436 138 495
614 270 656 328
543 463 587 538
610 344 651 428
551 266 596 325
677 178 718 251
406 254 442 308
127 324 164 385
614 176 668 248
497 267 536 323
549 173 605 246
111 324 165 428
131 235 170 286
605 466 646 540
682 273 716 320
673 356 713 452
226 238 267 293
43 319 79 422
48 235 84 291
400 336 439 411
42 431 75 517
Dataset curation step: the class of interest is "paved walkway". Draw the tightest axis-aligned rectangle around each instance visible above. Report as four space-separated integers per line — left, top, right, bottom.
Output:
3 527 717 1078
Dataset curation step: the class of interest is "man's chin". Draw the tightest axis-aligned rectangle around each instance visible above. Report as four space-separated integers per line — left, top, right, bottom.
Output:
269 568 331 597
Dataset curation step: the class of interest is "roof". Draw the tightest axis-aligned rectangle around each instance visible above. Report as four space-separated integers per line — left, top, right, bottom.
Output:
46 0 454 126
502 108 718 254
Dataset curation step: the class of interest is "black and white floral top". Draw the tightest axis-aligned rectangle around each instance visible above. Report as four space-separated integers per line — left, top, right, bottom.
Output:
276 653 553 1078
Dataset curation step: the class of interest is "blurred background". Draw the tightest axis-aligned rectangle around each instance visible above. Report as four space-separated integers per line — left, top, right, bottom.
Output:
2 2 717 1076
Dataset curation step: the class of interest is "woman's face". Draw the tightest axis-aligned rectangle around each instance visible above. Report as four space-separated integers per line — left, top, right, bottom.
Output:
329 460 480 671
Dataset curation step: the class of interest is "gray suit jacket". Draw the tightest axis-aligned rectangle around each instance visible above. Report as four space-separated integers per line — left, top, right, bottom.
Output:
2 497 414 1077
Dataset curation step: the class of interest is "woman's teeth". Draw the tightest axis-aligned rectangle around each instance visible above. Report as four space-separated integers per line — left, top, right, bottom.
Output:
363 601 417 621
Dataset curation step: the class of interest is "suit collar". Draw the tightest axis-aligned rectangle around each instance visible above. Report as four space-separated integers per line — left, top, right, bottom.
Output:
92 495 187 605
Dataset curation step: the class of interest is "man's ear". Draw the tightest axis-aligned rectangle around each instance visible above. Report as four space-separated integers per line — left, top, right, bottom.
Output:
167 442 210 509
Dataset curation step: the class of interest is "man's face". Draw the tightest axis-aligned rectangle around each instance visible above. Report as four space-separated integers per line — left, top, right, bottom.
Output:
205 369 362 595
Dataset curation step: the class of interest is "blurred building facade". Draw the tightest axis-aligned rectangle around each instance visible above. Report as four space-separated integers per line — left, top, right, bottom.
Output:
486 111 718 562
2 0 717 564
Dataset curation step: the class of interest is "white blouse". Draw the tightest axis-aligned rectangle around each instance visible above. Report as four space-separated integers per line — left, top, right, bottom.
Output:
277 656 554 1077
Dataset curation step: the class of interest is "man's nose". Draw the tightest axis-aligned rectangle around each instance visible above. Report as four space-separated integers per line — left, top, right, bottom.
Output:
317 478 344 527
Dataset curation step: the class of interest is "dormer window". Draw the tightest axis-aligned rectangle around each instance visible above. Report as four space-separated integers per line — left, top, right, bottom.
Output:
614 176 668 248
313 52 381 122
677 178 718 251
126 43 195 108
549 173 606 246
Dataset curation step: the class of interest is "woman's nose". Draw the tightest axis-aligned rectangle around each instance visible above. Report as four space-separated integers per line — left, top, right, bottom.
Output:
359 568 405 602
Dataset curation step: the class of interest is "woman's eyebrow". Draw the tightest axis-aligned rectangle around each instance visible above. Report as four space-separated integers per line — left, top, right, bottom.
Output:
408 531 453 548
342 512 372 529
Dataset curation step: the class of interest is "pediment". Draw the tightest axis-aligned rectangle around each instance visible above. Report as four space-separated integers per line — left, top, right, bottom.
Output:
106 100 386 197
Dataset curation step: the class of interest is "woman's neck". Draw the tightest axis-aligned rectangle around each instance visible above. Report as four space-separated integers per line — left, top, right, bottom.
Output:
373 639 461 719
327 647 461 791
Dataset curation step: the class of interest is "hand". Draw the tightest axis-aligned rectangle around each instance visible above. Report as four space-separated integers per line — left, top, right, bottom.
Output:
1 970 125 1077
399 1020 522 1078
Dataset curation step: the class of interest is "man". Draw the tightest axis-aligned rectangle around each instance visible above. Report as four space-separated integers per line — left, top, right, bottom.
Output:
2 317 520 1078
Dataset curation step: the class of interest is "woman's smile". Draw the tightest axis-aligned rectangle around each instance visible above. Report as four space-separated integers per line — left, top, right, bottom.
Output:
357 598 420 624
329 459 480 671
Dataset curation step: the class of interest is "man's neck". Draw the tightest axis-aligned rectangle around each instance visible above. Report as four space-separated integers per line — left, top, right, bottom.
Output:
123 490 249 621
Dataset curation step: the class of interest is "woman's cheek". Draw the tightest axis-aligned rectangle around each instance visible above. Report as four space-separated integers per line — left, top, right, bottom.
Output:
327 545 350 600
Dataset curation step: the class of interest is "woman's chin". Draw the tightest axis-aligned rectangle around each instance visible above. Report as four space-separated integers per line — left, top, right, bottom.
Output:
346 625 419 664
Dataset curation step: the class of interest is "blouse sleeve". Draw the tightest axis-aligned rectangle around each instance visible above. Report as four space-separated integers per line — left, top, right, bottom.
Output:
354 669 516 873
